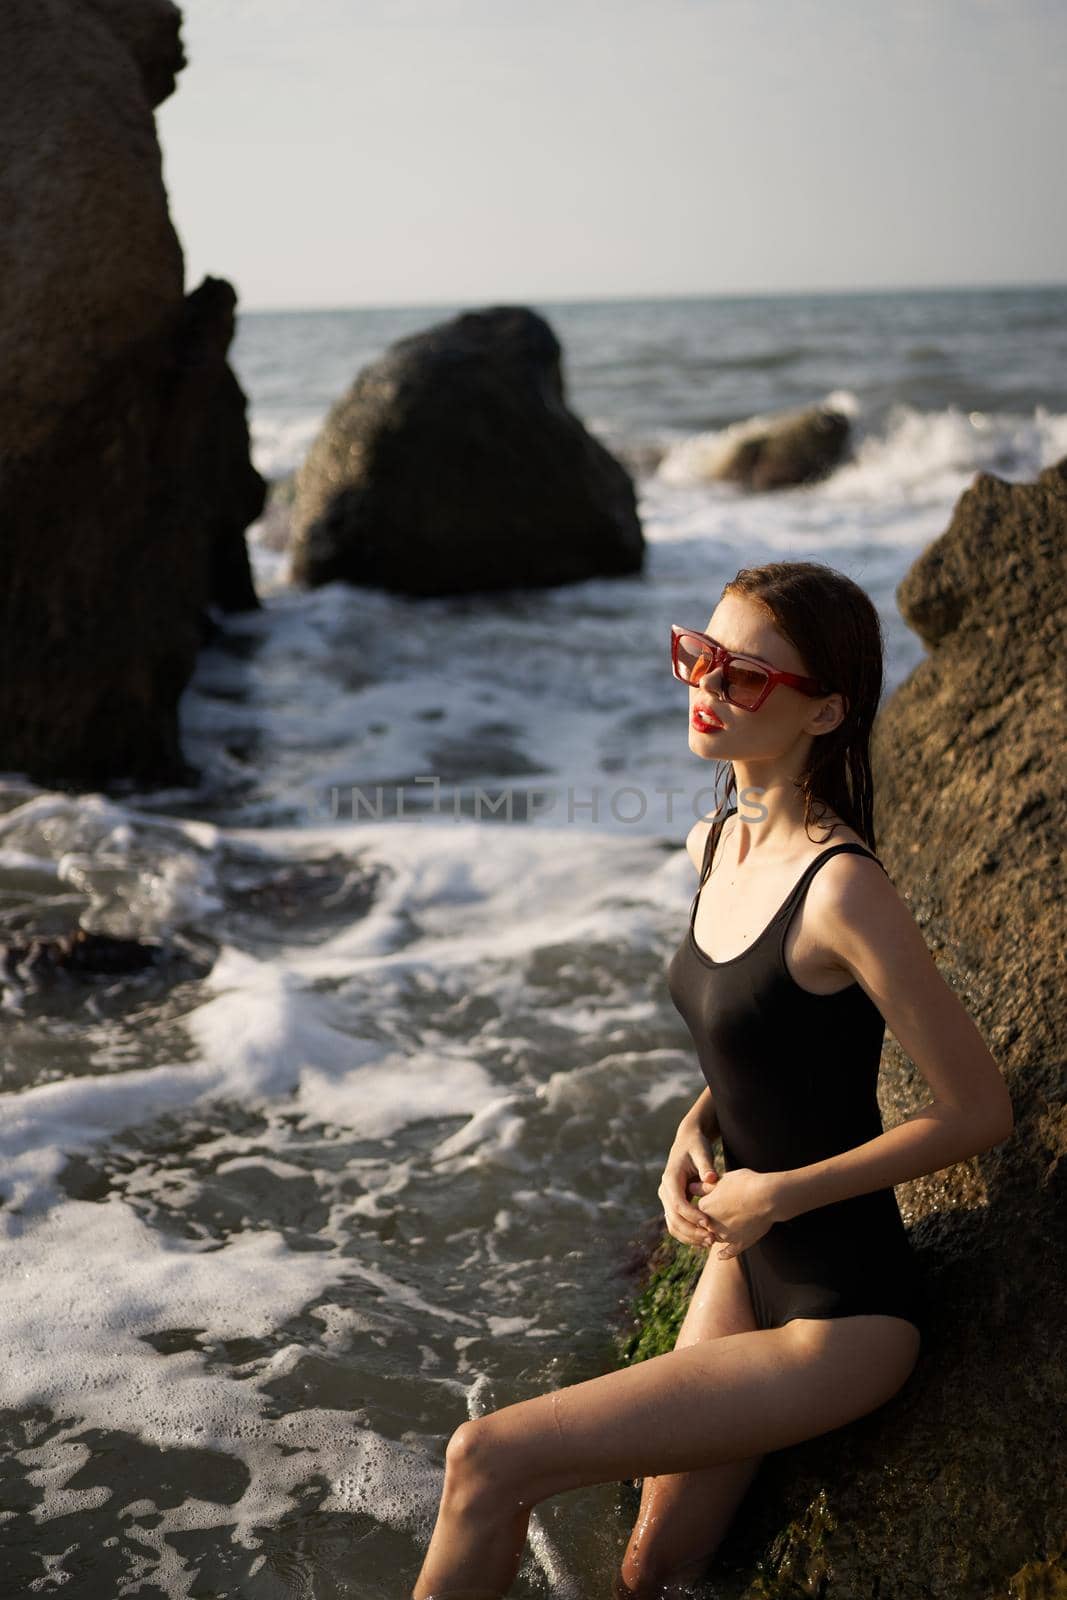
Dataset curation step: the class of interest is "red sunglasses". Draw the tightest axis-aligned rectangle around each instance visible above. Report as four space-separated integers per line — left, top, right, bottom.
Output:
670 624 830 712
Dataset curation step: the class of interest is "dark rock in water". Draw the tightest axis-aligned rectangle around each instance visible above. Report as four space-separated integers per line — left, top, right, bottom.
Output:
2 928 163 980
712 404 851 490
289 305 645 595
0 926 217 1028
0 0 265 793
614 456 1067 1597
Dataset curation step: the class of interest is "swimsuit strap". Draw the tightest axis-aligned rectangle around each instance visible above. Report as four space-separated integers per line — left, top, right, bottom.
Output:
688 804 738 935
770 839 890 928
691 807 888 935
696 803 738 890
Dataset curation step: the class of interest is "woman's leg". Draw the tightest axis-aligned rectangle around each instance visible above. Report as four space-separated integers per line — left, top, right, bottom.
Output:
411 1311 920 1598
408 1245 754 1600
616 1247 764 1598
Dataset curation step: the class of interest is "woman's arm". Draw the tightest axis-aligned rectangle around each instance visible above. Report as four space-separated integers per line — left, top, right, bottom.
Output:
769 1102 1007 1222
677 820 723 1145
767 853 1014 1224
677 1084 721 1143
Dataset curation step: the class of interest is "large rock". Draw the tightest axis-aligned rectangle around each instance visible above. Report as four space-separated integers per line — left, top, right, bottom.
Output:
614 457 1067 1598
0 0 264 791
288 305 645 595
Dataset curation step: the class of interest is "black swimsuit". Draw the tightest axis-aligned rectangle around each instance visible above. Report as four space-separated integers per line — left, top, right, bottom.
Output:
666 805 929 1340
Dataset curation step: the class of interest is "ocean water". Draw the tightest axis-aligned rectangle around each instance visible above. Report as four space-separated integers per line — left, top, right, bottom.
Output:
1 285 1064 1598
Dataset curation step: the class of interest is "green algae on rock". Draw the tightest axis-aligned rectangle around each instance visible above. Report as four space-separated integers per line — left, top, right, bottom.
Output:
613 1234 708 1367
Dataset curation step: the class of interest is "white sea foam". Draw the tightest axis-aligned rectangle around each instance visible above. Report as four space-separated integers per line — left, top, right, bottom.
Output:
0 789 692 1578
820 401 1067 503
248 411 324 481
656 398 1067 505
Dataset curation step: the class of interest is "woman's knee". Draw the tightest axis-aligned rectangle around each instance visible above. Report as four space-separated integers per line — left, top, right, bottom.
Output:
618 1544 715 1597
447 1415 530 1482
618 1493 721 1594
621 1454 764 1594
444 1417 536 1517
445 1418 497 1485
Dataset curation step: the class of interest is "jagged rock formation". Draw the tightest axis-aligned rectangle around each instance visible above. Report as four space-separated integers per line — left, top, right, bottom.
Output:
0 0 264 791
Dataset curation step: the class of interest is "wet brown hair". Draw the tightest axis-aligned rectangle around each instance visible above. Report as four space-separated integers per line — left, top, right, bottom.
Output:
712 560 885 851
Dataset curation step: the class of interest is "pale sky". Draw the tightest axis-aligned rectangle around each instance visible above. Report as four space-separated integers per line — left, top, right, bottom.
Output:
156 0 1067 312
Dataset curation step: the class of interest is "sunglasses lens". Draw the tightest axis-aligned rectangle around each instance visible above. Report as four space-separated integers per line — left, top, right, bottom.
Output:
724 662 769 708
673 632 769 708
673 634 712 683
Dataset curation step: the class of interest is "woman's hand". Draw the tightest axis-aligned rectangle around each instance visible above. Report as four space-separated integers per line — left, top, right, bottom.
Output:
658 1125 721 1249
696 1167 778 1260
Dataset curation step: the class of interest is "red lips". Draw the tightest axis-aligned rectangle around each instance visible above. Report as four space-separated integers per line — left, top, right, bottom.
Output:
692 703 725 730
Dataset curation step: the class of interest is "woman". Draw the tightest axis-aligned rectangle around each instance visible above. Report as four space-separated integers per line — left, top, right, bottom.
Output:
411 561 1014 1600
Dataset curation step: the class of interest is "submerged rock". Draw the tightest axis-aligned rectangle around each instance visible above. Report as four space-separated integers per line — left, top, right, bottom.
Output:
613 456 1067 1597
0 0 265 792
2 928 163 981
709 403 851 490
288 304 645 595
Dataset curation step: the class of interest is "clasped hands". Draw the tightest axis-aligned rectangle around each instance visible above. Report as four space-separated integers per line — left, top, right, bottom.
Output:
687 1167 781 1260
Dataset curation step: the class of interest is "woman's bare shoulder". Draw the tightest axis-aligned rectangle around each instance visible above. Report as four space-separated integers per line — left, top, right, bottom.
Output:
684 817 711 872
684 808 735 872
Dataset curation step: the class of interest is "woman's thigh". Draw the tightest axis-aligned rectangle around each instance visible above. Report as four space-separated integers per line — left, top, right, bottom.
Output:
621 1248 765 1580
676 1240 759 1348
455 1306 920 1509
